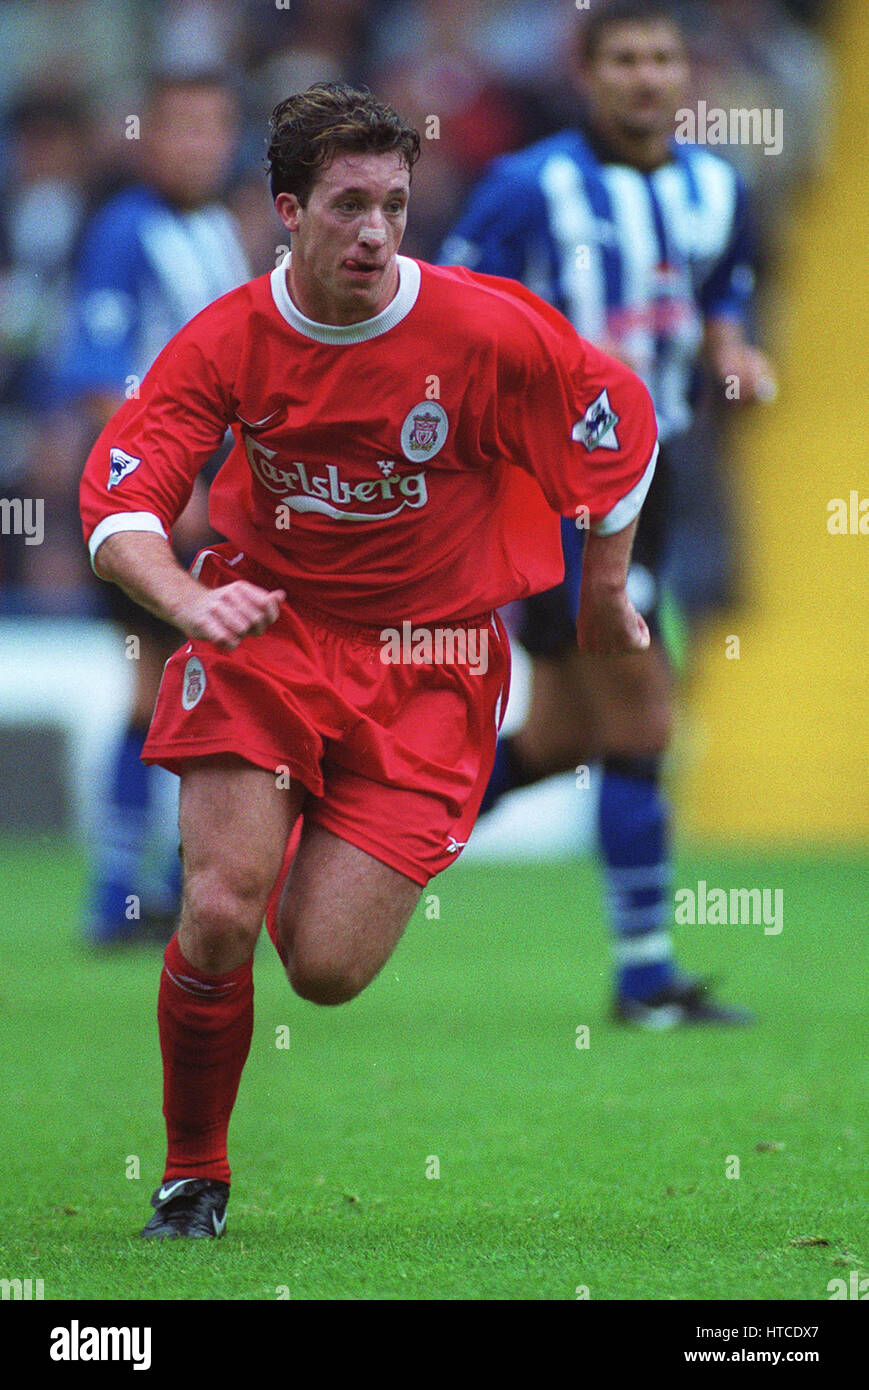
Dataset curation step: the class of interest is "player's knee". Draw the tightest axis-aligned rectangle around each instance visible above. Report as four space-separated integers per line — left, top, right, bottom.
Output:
286 952 367 1007
182 866 268 959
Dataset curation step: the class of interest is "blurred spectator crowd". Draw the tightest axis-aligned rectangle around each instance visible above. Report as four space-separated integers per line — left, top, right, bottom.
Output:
0 0 835 618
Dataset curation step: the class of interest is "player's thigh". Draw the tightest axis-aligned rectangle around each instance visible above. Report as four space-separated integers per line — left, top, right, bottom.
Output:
178 755 306 967
517 651 605 770
518 638 672 769
573 636 673 757
278 821 422 1005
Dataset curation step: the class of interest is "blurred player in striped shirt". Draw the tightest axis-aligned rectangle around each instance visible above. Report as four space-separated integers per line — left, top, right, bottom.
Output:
441 0 776 1026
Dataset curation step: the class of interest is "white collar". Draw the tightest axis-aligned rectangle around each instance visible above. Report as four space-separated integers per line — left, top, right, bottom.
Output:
270 252 420 344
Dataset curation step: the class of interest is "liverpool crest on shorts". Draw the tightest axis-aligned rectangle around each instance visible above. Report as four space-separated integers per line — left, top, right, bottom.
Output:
182 656 206 711
574 389 620 451
401 401 449 461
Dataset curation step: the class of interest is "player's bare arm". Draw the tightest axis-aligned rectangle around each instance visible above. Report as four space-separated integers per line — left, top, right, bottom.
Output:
576 515 650 656
704 315 777 402
95 531 285 651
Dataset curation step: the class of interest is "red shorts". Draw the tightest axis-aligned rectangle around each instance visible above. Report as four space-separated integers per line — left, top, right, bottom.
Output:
143 545 511 885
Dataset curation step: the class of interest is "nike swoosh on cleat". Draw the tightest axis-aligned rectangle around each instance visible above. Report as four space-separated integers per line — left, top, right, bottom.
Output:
158 1180 189 1202
212 1211 227 1236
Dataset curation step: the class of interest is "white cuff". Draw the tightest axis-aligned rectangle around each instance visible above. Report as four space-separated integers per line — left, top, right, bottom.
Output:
592 442 659 536
89 511 168 572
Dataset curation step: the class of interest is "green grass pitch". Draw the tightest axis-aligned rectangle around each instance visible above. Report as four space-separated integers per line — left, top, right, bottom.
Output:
1 837 866 1301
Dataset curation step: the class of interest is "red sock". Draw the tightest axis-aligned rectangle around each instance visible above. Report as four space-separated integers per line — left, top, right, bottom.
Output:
158 933 254 1185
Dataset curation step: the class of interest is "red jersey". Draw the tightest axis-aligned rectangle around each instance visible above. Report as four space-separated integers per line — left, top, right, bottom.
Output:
80 257 658 626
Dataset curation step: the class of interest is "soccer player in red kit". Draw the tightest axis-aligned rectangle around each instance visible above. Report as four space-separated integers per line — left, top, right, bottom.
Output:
79 84 659 1239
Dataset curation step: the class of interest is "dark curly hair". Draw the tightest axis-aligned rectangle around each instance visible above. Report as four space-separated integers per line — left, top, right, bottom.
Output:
267 82 421 205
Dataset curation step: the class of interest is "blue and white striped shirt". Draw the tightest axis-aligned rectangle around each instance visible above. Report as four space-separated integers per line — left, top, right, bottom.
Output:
440 130 754 441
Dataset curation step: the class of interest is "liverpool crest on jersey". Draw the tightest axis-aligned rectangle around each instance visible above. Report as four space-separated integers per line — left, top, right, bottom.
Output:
401 401 449 461
574 389 620 451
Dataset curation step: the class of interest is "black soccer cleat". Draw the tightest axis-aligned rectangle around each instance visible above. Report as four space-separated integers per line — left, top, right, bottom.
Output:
612 976 755 1029
140 1178 229 1239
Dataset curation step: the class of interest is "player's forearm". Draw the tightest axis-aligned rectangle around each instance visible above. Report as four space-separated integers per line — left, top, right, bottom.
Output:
576 516 649 655
583 515 639 592
94 531 208 632
94 530 287 651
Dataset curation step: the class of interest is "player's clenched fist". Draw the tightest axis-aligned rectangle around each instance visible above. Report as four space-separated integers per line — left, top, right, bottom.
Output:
92 532 286 648
182 581 286 650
